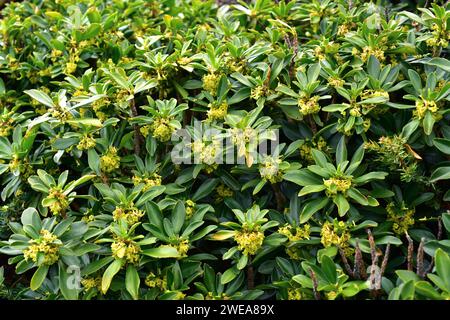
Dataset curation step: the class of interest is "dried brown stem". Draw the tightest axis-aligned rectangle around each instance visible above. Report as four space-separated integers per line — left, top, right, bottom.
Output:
416 238 425 278
367 229 379 291
309 269 320 300
271 183 286 212
406 232 414 271
425 257 435 276
353 241 367 280
338 246 354 278
378 243 391 290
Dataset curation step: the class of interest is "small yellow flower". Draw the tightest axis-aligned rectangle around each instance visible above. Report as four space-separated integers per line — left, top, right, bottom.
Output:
386 202 415 235
202 73 220 95
81 277 101 291
298 96 320 115
77 134 96 150
323 176 352 195
328 77 344 88
215 184 233 202
320 220 352 256
100 147 120 173
250 85 268 100
414 98 439 119
45 186 70 215
145 272 167 290
132 173 162 192
207 102 228 121
112 205 144 226
151 117 174 142
111 239 141 264
64 61 77 74
234 229 265 256
287 288 302 300
23 230 61 265
259 156 283 183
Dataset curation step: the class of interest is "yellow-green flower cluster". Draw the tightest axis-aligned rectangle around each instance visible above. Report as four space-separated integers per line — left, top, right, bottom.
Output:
145 272 167 290
207 101 228 121
112 204 144 226
202 72 220 95
45 186 70 215
206 292 231 300
0 117 13 137
234 228 265 256
386 202 415 235
426 23 450 48
81 277 101 292
215 183 233 202
298 96 320 115
8 154 20 172
250 85 268 100
357 46 385 62
132 173 162 192
259 156 283 183
100 146 121 173
278 224 311 260
278 224 311 242
328 77 345 88
77 134 96 150
287 288 302 300
92 97 111 121
414 98 440 119
300 137 328 163
320 220 352 256
191 139 221 165
165 238 190 257
23 229 61 265
337 22 355 36
185 199 196 219
149 117 174 142
323 176 352 195
50 104 72 122
111 239 141 264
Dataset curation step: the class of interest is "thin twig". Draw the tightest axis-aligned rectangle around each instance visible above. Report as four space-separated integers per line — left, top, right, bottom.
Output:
338 246 354 278
271 183 286 212
353 241 367 279
437 217 442 240
367 229 379 291
406 232 414 271
247 258 254 290
309 269 320 300
378 243 391 290
425 257 435 276
416 238 425 278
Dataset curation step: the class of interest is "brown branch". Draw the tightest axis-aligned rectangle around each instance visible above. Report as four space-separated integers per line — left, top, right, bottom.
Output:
378 243 391 290
271 183 286 212
406 232 414 271
367 229 379 292
246 258 254 290
309 269 320 300
338 246 354 278
353 241 367 280
425 257 435 276
437 217 442 240
416 238 425 278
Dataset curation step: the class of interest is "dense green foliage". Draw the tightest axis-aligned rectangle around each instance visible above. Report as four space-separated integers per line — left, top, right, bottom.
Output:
0 0 449 300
